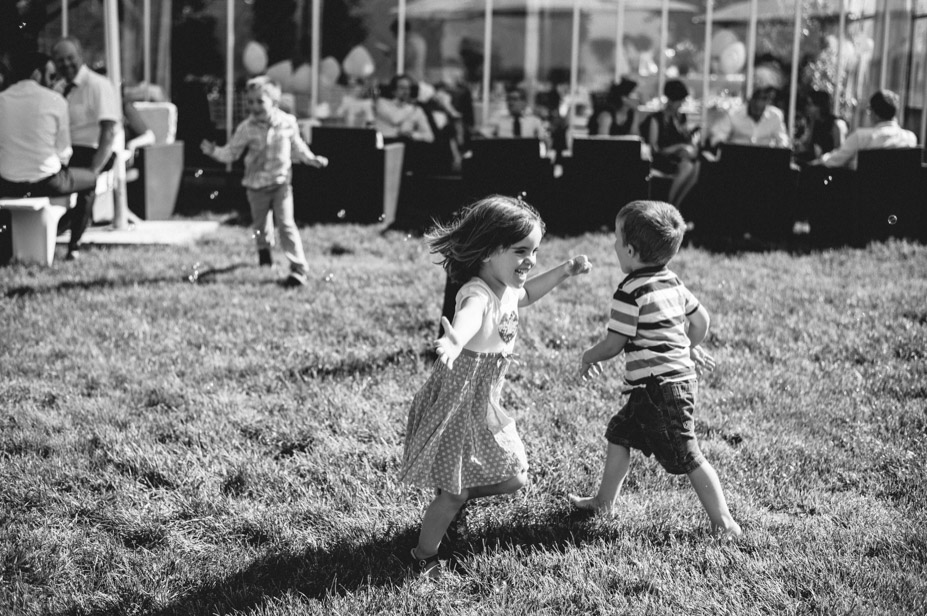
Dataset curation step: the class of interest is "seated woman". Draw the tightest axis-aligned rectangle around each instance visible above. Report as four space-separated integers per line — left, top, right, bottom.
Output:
587 77 638 137
374 73 434 144
640 79 699 208
794 89 846 164
374 73 434 175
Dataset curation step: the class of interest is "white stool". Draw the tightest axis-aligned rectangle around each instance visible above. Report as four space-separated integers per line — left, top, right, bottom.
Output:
0 195 73 265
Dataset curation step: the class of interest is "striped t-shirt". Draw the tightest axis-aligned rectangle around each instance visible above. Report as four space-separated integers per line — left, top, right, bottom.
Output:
607 265 698 385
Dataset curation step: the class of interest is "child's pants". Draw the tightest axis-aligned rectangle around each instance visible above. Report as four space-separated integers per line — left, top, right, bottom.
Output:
247 184 308 275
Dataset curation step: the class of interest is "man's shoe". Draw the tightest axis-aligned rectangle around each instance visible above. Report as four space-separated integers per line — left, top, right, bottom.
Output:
65 249 80 261
284 272 308 287
258 249 273 266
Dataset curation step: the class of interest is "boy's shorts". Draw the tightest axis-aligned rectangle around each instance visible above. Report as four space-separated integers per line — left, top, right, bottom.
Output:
604 378 705 475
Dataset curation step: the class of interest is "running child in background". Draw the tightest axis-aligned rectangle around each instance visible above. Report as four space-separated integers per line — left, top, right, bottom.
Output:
569 200 742 540
401 195 592 575
200 77 327 287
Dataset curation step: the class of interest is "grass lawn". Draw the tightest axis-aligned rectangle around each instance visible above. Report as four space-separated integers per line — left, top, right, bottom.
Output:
1 219 925 615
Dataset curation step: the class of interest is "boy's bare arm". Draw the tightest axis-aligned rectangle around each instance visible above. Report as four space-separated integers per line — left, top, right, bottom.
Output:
686 304 710 347
581 331 628 379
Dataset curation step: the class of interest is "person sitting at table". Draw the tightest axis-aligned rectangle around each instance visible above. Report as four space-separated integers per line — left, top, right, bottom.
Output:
708 73 790 151
794 89 846 164
813 89 916 169
0 50 97 200
481 86 548 141
640 79 698 207
587 77 638 137
374 73 434 144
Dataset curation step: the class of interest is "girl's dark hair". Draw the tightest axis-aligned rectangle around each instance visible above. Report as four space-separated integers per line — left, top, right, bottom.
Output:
426 195 545 283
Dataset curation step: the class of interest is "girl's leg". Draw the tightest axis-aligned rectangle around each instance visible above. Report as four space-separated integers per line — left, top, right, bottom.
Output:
270 184 309 275
687 461 742 539
569 443 631 513
463 471 527 500
414 472 528 559
414 488 469 559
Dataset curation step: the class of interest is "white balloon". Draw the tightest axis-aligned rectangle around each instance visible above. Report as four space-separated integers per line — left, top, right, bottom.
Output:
266 60 294 90
342 45 375 78
242 41 268 75
718 42 746 75
291 63 312 94
711 29 738 57
320 57 341 87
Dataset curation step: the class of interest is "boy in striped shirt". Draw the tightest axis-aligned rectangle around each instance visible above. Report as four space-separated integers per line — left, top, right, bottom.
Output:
570 200 742 540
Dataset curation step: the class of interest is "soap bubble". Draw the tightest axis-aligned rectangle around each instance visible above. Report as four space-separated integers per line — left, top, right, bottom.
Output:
209 191 219 200
887 215 897 225
323 273 335 282
194 169 204 178
337 209 347 219
378 214 386 222
187 262 202 284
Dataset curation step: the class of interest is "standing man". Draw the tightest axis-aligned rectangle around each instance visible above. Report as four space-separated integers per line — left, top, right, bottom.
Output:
52 37 120 261
0 51 97 199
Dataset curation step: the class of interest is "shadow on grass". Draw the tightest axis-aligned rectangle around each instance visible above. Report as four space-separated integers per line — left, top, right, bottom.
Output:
3 263 255 299
56 507 660 616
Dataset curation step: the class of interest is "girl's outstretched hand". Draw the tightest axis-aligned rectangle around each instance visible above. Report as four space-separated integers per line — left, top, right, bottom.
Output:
567 255 592 276
690 345 716 375
434 317 464 369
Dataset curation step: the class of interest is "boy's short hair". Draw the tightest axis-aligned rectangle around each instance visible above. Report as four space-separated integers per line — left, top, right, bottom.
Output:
10 51 51 82
869 89 898 121
246 76 281 104
616 200 686 266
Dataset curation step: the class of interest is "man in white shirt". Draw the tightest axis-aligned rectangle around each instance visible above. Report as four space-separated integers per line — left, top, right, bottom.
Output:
0 51 98 199
709 86 790 149
52 36 120 260
482 87 548 141
818 89 917 170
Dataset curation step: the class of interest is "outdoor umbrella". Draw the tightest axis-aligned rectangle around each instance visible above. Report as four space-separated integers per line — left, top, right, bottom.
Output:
401 0 695 18
693 0 841 22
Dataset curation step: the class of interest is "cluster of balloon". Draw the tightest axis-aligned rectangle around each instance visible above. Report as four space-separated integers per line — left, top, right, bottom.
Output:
711 29 746 76
241 42 375 93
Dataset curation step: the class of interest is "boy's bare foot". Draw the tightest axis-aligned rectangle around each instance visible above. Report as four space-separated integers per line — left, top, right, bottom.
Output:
711 521 743 542
568 494 612 514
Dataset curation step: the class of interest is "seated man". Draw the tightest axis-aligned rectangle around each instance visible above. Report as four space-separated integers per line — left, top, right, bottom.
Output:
53 36 120 261
0 51 97 199
814 89 917 169
708 85 790 150
481 87 548 142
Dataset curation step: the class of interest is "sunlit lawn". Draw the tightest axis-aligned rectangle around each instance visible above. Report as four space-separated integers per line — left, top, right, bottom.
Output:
1 219 925 615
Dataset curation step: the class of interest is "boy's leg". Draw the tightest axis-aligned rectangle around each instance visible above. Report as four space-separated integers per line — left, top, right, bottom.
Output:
687 461 742 539
247 188 274 253
270 184 309 276
570 443 631 513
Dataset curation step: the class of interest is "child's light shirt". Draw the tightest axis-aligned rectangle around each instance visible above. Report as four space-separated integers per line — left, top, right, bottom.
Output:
455 278 525 355
608 265 698 385
210 107 316 190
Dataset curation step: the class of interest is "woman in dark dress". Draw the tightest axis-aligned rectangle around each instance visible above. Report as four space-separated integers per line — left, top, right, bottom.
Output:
640 79 698 207
795 89 846 163
587 77 638 137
